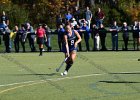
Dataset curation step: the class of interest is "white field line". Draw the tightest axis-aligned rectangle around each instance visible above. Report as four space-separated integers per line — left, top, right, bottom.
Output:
0 73 104 87
0 70 140 88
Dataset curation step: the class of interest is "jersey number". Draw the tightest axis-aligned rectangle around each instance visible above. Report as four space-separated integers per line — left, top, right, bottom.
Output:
71 40 74 45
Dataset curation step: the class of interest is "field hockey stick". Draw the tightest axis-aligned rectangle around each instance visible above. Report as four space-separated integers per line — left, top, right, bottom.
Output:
56 57 68 72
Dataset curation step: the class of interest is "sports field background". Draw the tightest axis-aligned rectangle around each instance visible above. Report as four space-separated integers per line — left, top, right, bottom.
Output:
0 51 139 100
0 32 135 52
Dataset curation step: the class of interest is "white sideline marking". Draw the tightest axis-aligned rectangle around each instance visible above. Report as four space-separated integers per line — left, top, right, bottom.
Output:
0 81 35 87
0 73 104 87
0 70 139 88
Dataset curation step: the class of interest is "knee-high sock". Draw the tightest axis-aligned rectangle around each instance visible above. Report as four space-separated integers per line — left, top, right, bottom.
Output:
65 60 73 72
65 64 72 72
39 48 43 55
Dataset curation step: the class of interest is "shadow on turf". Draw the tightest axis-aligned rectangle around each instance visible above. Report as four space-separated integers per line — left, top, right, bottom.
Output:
109 72 140 74
8 73 60 76
22 73 57 76
99 81 140 84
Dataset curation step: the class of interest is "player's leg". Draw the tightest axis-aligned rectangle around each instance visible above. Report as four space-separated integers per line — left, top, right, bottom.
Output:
65 51 76 72
61 51 76 76
39 44 43 56
37 37 44 56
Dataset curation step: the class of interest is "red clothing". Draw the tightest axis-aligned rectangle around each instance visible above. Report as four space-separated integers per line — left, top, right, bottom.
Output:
95 11 104 19
36 28 45 37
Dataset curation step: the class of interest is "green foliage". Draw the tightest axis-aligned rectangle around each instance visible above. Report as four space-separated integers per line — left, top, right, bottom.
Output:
0 0 140 28
108 9 120 24
0 3 29 28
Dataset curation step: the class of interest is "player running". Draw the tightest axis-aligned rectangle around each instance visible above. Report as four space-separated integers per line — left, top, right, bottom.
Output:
61 25 82 76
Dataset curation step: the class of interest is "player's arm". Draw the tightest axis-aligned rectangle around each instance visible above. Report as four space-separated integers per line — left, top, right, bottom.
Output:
74 30 82 48
64 35 70 57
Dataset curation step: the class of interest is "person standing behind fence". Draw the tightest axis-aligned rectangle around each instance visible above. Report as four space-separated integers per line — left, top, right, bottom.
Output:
137 21 140 50
57 24 65 52
98 24 107 51
132 21 138 50
95 8 105 27
80 22 90 51
84 7 92 29
121 22 129 51
109 21 119 51
56 14 63 29
74 24 82 51
73 6 81 24
0 23 6 45
36 24 47 56
3 26 10 53
91 24 100 51
43 24 52 52
1 11 9 26
65 11 73 22
25 23 36 52
19 24 27 52
13 25 20 52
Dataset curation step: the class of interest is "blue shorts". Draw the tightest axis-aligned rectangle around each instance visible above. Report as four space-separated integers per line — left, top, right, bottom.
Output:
62 45 77 53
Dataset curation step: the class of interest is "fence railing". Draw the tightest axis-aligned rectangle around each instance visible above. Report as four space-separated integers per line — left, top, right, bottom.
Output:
0 29 139 52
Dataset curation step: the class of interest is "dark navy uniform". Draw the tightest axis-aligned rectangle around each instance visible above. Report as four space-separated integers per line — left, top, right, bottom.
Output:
3 26 10 53
57 27 65 52
19 26 27 52
63 30 77 53
99 26 107 51
14 29 20 52
0 23 5 45
122 25 129 50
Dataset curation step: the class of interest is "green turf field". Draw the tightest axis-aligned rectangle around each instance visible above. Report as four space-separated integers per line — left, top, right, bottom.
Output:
0 51 140 100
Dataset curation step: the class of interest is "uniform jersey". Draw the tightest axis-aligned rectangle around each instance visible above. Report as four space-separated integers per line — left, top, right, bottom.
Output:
63 30 77 53
36 28 45 38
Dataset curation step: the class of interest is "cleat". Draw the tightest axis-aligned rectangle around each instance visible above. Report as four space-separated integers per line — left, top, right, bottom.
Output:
61 71 68 76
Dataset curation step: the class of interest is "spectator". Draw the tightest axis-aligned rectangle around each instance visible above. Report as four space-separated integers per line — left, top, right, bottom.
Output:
98 24 107 51
73 6 81 24
3 26 10 53
13 25 20 52
70 18 78 28
25 23 36 52
65 11 73 22
56 14 63 29
0 23 6 45
74 24 82 51
19 24 27 52
109 21 119 51
95 7 105 27
10 29 15 50
91 24 100 51
1 11 9 26
36 24 47 56
137 21 140 50
56 24 65 52
132 21 138 50
80 22 90 51
84 7 92 29
43 24 52 52
121 22 129 51
79 19 88 27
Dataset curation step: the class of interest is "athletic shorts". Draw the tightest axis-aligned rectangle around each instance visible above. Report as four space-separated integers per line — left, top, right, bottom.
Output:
37 37 44 44
62 45 77 53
